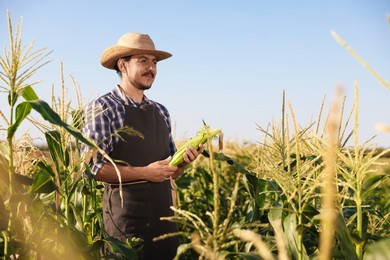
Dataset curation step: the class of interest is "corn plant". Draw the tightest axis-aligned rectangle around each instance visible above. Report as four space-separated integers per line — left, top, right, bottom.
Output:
334 83 390 259
331 16 390 259
0 11 111 258
251 87 390 259
158 132 260 259
253 91 332 260
0 11 50 258
163 85 389 259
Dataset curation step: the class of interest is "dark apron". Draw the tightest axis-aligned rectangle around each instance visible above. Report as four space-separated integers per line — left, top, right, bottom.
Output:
103 104 179 260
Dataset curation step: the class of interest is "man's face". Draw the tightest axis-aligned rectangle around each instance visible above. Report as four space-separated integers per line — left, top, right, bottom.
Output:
123 54 157 91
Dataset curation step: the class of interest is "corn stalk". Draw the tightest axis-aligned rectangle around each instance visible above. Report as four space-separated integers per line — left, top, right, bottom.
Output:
318 87 342 260
0 11 50 258
335 82 390 259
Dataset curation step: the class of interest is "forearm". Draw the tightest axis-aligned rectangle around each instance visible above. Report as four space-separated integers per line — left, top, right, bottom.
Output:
95 157 178 183
95 162 147 183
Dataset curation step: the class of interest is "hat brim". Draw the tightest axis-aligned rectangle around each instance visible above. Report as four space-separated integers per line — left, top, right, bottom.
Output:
101 46 172 69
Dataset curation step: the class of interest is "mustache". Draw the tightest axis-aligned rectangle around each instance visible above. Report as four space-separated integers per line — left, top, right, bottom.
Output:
142 72 155 78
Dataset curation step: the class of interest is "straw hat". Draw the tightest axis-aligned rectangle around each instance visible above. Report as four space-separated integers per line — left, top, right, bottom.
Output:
100 33 172 69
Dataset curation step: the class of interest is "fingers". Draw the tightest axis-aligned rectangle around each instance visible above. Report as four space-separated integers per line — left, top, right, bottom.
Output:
156 165 177 182
183 145 203 163
198 144 205 153
147 157 178 182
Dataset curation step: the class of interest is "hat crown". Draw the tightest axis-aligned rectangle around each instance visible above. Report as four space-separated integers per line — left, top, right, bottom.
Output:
118 33 156 51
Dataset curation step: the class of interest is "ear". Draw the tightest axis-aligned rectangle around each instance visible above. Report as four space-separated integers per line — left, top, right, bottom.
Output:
117 59 127 73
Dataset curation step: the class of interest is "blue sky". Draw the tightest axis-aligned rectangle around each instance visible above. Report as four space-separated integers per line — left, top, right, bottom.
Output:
1 1 390 147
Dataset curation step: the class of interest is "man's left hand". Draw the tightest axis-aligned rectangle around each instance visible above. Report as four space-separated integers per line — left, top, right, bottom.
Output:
171 144 204 179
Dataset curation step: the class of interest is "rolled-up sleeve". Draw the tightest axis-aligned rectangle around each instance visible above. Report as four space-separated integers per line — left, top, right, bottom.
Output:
82 99 113 178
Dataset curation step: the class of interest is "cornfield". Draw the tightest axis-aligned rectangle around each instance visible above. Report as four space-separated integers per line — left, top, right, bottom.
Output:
0 11 389 260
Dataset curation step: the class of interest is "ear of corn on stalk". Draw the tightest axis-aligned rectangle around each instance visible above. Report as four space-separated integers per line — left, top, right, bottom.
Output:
169 126 221 166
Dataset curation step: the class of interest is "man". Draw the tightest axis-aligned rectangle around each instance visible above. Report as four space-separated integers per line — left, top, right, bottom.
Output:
82 33 202 259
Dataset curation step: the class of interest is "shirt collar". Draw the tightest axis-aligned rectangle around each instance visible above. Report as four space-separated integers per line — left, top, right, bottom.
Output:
114 85 151 107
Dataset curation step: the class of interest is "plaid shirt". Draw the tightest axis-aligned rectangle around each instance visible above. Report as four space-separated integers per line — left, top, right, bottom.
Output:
82 85 176 177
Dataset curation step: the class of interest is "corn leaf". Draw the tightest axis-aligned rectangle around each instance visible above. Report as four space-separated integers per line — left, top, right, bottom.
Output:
21 85 39 100
7 101 32 139
45 130 70 169
363 238 390 260
76 239 105 253
302 204 319 220
335 211 359 260
268 201 283 224
242 174 260 222
175 175 194 189
213 152 252 174
31 168 57 193
26 99 96 148
8 91 18 106
69 203 85 232
104 236 138 259
35 161 56 177
283 213 310 260
243 173 268 213
361 174 388 200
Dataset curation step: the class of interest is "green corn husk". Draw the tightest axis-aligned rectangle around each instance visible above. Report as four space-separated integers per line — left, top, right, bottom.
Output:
169 126 221 166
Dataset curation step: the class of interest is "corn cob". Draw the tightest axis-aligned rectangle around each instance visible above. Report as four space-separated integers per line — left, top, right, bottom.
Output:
169 127 221 166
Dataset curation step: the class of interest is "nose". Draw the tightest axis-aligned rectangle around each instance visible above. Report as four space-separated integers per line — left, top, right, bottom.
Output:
146 62 156 72
148 61 157 69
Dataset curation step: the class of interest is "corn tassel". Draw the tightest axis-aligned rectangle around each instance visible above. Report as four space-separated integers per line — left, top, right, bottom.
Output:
169 127 221 166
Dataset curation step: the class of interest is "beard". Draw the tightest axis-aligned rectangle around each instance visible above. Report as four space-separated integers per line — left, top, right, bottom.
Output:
135 82 152 91
130 72 155 90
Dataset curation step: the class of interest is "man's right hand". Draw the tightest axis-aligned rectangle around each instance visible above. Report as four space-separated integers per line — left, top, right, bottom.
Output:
145 156 178 182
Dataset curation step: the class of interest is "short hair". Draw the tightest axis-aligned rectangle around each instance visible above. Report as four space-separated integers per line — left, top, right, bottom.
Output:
114 56 132 77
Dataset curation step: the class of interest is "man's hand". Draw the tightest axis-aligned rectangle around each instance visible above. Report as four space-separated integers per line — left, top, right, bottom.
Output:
145 156 178 182
183 144 204 164
171 144 204 179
